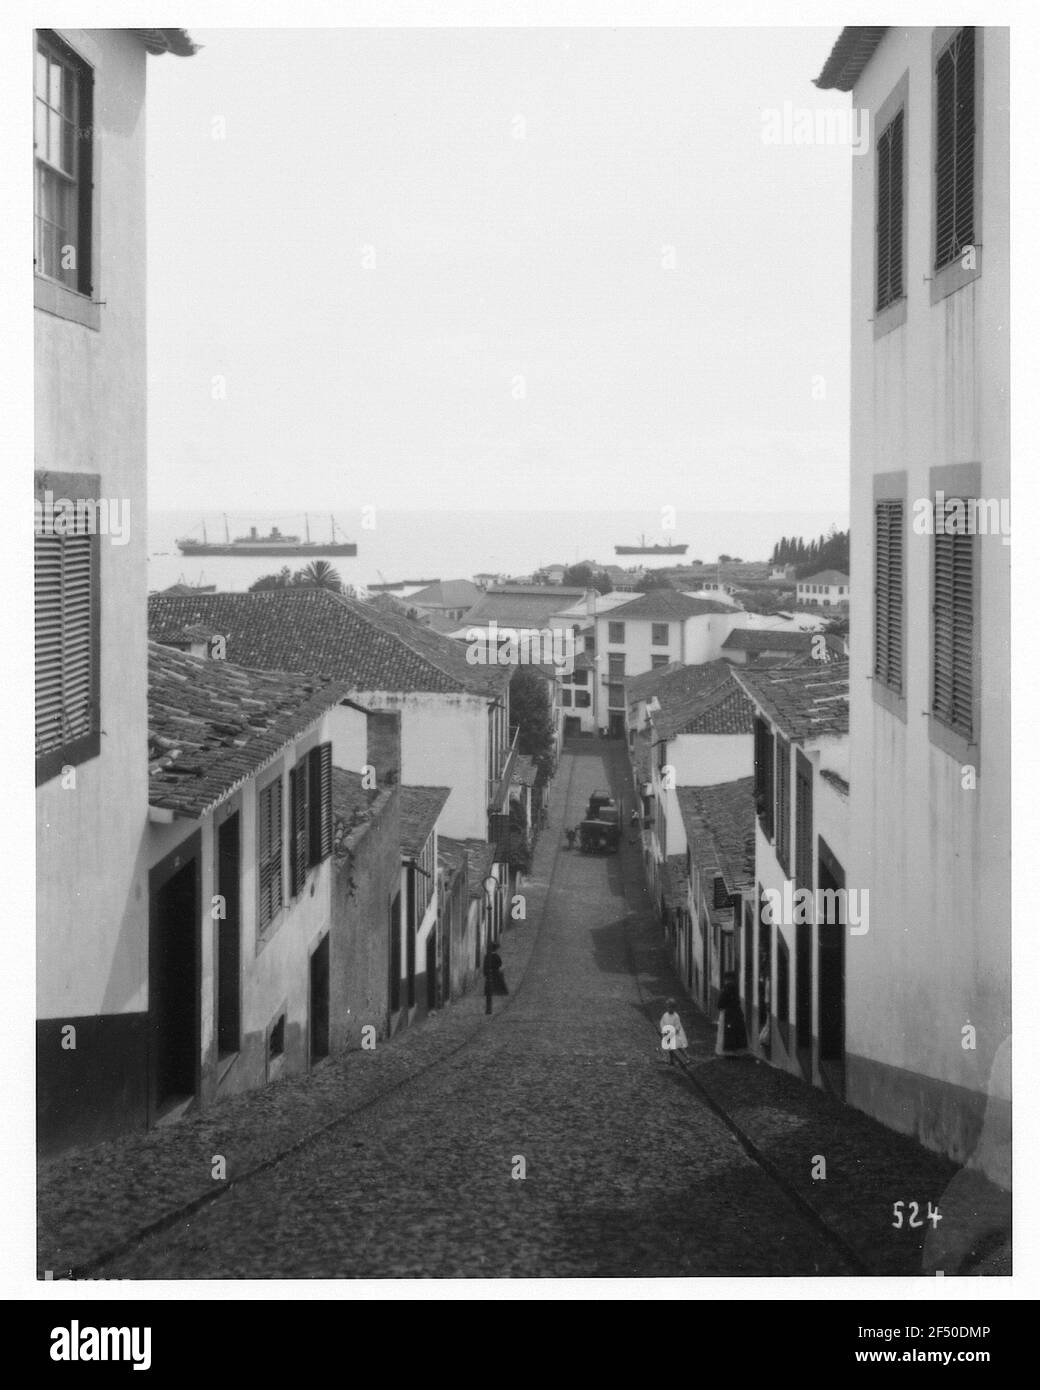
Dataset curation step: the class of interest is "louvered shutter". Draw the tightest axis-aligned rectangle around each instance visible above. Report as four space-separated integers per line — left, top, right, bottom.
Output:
876 109 904 311
753 717 774 840
935 28 976 270
932 504 975 739
35 526 96 756
259 778 283 929
775 735 790 875
290 759 309 896
314 742 333 862
874 501 904 693
795 756 813 893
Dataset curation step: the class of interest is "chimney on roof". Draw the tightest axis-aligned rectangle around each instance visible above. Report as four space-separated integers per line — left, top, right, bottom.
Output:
586 589 597 618
366 709 401 786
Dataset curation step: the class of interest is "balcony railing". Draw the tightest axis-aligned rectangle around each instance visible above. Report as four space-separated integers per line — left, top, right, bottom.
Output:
488 724 520 811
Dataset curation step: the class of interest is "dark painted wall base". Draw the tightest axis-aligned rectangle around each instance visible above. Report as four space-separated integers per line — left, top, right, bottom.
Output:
37 1013 149 1158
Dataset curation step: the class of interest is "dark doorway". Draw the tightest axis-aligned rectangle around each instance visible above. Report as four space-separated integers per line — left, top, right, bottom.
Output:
757 889 772 1056
743 897 754 1025
608 712 625 738
817 839 846 1096
796 921 813 1078
216 812 241 1058
389 891 401 1013
425 928 437 1011
310 933 330 1064
151 850 199 1114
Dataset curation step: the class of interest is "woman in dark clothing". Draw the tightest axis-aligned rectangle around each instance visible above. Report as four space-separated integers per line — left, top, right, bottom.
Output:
485 945 509 996
715 972 748 1056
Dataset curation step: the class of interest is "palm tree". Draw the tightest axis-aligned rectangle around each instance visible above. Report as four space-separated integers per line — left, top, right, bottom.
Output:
296 559 343 591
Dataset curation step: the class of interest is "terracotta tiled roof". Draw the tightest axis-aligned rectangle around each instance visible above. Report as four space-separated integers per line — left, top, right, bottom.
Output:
653 675 755 739
676 778 756 896
131 28 199 57
511 755 539 788
148 588 509 698
409 579 482 610
463 586 588 627
331 767 392 854
624 658 731 707
798 570 850 586
608 590 732 621
147 641 347 819
814 27 887 92
722 628 815 653
399 785 451 857
733 662 850 742
438 838 498 899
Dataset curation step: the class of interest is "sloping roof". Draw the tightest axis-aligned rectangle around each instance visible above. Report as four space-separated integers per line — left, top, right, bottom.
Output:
131 29 200 57
148 588 508 698
608 590 732 621
399 785 451 857
798 570 850 586
409 579 482 610
624 658 732 708
147 642 347 819
733 662 850 742
661 855 690 911
511 754 539 788
439 838 497 899
722 628 817 654
654 673 755 740
820 768 851 798
332 767 385 852
814 26 887 91
676 778 756 896
463 585 588 627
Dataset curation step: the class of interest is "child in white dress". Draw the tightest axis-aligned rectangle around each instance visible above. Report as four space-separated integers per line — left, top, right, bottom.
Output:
659 998 688 1065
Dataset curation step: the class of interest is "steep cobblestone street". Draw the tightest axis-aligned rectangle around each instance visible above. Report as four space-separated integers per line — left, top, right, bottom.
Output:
38 744 1008 1281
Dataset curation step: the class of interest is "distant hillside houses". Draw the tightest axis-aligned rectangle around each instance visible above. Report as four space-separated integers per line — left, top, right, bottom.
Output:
796 570 850 607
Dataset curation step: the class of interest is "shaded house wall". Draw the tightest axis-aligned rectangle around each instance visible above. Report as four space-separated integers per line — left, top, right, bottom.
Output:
845 26 1010 1183
147 714 338 1110
331 783 400 1050
35 31 152 1156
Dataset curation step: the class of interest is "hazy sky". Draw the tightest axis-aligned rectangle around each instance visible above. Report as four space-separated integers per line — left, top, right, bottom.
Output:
145 26 851 518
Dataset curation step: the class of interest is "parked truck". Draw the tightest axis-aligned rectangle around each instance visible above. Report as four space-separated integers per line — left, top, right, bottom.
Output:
578 789 621 854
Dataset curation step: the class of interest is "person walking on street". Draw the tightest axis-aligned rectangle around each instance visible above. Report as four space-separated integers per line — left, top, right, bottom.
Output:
659 998 688 1066
715 972 749 1056
485 944 509 996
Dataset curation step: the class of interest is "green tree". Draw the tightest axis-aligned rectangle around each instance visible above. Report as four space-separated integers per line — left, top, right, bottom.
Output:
509 667 556 782
249 566 294 591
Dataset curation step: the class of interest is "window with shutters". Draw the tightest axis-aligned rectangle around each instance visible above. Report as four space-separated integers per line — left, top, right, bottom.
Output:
931 502 976 744
874 499 905 698
290 741 333 896
34 32 93 296
608 622 625 645
794 752 814 894
774 735 791 876
934 28 976 272
651 623 670 647
257 776 284 933
35 472 100 785
753 717 774 841
876 108 905 312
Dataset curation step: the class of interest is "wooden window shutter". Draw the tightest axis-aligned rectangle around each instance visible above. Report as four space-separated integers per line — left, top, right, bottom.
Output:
753 717 774 840
290 759 309 896
34 527 97 759
874 500 904 693
259 778 283 928
935 28 976 270
310 741 333 863
876 109 904 311
795 755 813 893
775 735 791 876
932 505 975 739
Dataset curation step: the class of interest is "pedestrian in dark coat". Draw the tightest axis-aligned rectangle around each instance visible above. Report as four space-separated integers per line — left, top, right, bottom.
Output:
485 945 509 996
715 972 748 1056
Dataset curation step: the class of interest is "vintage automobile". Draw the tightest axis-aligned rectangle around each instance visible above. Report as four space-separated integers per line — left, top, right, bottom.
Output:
578 793 621 854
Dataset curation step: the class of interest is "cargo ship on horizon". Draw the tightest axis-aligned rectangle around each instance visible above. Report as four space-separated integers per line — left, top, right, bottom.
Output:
176 515 357 557
615 534 688 556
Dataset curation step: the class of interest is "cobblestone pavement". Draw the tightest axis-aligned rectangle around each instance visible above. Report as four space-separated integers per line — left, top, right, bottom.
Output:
38 742 1010 1281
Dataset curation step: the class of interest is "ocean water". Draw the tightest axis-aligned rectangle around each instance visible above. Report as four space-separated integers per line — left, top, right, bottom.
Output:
147 508 847 594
